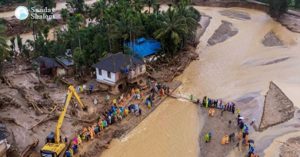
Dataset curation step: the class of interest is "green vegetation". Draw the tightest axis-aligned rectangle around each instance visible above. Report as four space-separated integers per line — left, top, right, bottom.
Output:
257 0 300 14
22 0 200 72
66 0 86 14
0 0 26 5
34 0 56 10
268 0 288 17
0 22 8 76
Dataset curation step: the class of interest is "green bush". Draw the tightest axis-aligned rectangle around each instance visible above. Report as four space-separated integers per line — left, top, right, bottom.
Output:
268 0 288 17
0 0 26 5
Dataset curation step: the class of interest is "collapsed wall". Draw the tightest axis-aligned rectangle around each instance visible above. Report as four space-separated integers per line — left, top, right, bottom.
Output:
259 82 295 131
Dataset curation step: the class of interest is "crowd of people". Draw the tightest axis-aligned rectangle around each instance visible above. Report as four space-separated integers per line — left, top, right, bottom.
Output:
198 96 259 157
65 81 170 157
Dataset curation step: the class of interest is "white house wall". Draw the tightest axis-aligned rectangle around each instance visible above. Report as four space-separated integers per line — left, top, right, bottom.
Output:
96 68 117 85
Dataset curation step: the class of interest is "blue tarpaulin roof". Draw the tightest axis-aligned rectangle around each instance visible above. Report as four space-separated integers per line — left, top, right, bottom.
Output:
126 38 161 58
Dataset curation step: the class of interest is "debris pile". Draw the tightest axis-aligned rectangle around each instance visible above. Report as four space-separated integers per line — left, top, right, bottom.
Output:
148 46 199 82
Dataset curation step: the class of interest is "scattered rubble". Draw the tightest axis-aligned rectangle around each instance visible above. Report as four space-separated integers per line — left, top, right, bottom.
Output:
147 46 199 82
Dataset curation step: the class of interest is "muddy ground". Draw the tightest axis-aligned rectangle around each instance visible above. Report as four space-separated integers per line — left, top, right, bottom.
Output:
0 62 112 156
199 107 241 157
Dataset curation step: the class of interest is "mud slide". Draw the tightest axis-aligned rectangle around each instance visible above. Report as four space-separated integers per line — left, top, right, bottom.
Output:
99 6 300 157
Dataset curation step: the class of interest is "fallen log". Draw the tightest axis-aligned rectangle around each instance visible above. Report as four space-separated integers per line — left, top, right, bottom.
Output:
30 114 58 130
65 115 97 124
21 139 39 157
0 117 24 128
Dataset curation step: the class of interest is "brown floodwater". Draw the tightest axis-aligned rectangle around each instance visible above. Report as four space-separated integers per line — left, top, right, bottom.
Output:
100 6 300 157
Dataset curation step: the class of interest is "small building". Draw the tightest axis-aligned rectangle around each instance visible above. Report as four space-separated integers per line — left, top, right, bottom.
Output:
93 53 147 94
56 56 75 76
34 56 62 76
126 37 161 58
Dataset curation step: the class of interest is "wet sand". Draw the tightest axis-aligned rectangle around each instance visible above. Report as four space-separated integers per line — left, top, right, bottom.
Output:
100 6 300 157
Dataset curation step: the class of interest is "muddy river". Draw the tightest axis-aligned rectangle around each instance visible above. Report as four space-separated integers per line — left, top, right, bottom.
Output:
100 6 300 157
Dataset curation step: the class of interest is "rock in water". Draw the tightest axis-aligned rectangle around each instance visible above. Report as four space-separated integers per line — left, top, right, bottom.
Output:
207 20 238 46
262 31 284 47
259 82 295 130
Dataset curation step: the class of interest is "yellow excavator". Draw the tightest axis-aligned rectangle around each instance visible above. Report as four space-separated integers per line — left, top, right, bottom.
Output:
40 85 87 157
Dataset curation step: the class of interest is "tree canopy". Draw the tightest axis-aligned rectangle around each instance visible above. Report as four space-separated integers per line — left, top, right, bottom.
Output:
22 0 200 72
0 23 8 75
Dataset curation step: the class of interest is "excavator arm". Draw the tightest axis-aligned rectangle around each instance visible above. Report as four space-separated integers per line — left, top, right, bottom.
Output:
41 85 87 156
55 85 87 143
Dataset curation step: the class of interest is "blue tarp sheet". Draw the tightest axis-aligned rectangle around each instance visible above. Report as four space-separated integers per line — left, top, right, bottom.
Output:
126 38 161 58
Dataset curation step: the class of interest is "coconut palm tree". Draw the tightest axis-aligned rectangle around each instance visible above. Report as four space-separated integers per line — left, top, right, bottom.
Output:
154 8 188 55
91 0 107 22
144 0 157 12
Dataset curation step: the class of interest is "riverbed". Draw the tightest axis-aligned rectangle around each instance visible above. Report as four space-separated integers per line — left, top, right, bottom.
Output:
100 6 300 157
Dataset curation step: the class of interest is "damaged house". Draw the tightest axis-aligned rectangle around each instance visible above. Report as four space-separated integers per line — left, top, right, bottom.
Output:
34 56 75 77
93 53 147 94
34 56 63 76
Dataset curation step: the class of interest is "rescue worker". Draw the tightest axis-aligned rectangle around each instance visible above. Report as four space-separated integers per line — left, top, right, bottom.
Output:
248 143 255 157
113 98 117 106
89 126 95 139
105 95 110 105
66 150 72 157
77 135 82 145
221 135 229 144
208 108 215 116
204 132 211 143
232 103 235 114
124 108 129 116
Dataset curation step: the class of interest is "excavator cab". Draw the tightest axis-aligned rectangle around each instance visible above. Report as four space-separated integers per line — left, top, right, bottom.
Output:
40 142 66 157
41 132 65 157
46 132 55 143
